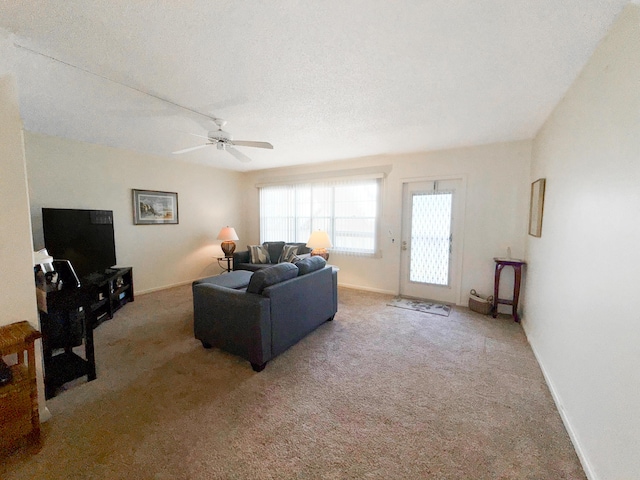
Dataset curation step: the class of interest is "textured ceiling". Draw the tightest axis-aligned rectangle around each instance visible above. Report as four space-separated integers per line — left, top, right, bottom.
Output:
0 1 630 171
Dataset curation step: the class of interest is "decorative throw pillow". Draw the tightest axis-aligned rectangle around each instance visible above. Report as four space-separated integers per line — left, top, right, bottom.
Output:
246 263 299 294
295 256 327 275
278 244 299 263
248 245 271 264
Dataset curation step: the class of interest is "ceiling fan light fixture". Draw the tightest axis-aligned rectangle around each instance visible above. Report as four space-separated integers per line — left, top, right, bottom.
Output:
217 142 225 150
209 129 230 141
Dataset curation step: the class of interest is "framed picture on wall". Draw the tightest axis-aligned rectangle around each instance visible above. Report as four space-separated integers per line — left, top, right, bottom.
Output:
132 189 179 225
528 178 546 237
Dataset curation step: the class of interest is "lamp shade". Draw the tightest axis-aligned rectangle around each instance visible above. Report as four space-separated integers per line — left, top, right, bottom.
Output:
306 230 332 249
217 227 239 241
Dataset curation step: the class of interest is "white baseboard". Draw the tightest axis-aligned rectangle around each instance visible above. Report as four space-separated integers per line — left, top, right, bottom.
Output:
39 406 52 423
138 279 455 304
521 320 597 480
337 282 396 296
136 279 195 296
138 277 397 298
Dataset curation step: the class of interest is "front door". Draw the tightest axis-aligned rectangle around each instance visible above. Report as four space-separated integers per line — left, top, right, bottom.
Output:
399 179 464 304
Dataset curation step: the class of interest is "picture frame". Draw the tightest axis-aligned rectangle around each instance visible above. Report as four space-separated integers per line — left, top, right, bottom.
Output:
132 189 179 225
528 178 546 237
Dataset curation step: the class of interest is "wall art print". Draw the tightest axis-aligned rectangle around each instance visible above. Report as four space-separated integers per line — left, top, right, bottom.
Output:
132 189 178 225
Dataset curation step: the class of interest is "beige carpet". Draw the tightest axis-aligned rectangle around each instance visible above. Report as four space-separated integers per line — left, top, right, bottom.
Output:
1 285 585 479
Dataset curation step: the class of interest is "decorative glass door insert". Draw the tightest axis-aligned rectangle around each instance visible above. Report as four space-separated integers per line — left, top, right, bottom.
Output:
409 191 453 286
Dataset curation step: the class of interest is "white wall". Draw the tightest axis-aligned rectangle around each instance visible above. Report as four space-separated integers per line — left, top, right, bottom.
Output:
524 5 640 479
0 37 47 414
25 133 246 293
243 140 531 304
0 76 36 324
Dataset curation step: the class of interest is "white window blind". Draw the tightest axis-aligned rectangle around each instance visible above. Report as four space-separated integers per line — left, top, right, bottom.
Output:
259 178 381 256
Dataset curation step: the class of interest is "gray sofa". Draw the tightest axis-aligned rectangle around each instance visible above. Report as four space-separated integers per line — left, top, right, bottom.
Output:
233 241 311 272
193 257 337 371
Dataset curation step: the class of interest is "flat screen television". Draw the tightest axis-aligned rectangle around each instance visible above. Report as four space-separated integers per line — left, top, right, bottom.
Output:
42 208 117 281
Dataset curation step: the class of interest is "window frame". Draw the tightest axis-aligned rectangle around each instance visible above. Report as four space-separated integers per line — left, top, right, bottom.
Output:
258 175 384 257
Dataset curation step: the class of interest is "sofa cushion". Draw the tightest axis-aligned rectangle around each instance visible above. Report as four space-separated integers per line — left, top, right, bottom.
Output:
295 256 327 275
248 245 271 264
233 263 268 272
278 244 299 263
262 241 285 263
193 271 253 289
246 262 299 294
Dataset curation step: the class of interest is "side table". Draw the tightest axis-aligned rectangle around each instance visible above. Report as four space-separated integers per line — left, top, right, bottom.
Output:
217 256 233 273
492 258 526 323
0 321 42 453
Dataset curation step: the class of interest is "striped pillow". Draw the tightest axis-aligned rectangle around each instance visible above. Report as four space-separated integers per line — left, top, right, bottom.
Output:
278 244 299 263
248 245 271 264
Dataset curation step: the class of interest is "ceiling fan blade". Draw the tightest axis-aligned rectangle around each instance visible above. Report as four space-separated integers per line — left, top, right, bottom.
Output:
226 146 252 163
230 140 274 149
186 132 211 141
172 144 211 154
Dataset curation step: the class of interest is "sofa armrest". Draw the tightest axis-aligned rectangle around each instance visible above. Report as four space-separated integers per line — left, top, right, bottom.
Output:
262 266 336 356
193 284 271 365
232 250 250 270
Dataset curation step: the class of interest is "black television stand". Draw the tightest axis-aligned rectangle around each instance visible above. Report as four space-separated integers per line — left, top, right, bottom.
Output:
82 267 134 326
40 267 134 398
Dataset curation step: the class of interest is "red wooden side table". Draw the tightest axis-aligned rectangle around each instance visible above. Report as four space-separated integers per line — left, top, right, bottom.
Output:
492 258 526 323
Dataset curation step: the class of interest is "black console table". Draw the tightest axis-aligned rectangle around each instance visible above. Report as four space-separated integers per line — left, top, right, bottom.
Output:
41 286 97 399
40 267 133 398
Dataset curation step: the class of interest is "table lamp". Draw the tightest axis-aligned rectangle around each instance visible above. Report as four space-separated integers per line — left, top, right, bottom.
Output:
306 230 332 261
217 226 239 258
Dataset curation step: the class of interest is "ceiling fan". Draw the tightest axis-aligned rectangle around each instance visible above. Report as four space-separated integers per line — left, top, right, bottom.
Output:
172 118 273 163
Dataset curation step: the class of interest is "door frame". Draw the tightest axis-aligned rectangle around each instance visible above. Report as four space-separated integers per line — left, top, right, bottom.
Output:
398 174 467 305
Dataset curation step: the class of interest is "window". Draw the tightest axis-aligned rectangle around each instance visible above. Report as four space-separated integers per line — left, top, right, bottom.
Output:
259 177 381 256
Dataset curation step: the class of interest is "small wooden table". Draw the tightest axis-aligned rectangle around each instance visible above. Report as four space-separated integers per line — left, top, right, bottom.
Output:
492 258 526 323
0 321 42 452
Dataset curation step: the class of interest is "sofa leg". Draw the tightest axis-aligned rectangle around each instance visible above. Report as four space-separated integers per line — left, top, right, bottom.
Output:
201 341 213 349
327 315 335 321
251 362 267 372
